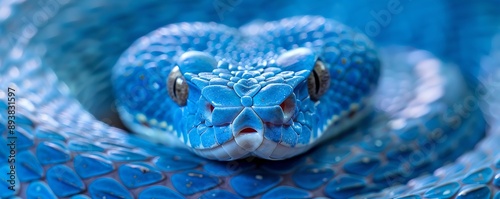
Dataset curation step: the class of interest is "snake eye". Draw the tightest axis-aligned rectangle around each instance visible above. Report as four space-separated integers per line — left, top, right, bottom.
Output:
307 60 330 101
167 66 188 106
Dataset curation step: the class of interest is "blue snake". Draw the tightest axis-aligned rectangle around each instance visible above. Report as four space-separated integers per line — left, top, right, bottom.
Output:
111 17 381 160
1 1 500 199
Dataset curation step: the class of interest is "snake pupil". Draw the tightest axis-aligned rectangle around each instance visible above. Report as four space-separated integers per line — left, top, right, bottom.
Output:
308 60 330 101
167 66 189 106
172 78 179 97
313 70 321 94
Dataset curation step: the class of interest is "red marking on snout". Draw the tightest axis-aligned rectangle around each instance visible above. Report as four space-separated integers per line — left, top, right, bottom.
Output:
239 128 258 134
207 104 214 113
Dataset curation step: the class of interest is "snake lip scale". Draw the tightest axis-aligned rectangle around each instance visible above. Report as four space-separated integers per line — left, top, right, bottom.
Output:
0 1 498 198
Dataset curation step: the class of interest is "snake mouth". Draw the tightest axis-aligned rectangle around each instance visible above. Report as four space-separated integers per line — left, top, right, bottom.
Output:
239 128 258 134
234 127 264 152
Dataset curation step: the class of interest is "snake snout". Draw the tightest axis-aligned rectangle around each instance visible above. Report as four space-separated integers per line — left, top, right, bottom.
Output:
234 129 263 152
230 108 265 152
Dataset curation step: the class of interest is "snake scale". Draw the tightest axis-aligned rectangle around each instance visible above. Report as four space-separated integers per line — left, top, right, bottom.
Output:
1 0 500 198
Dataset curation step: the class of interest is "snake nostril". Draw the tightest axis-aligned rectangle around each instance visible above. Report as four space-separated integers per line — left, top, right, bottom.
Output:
239 128 258 134
279 102 287 111
207 104 214 113
280 96 296 120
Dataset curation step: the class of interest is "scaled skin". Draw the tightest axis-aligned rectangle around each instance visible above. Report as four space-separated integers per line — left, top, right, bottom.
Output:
112 16 380 160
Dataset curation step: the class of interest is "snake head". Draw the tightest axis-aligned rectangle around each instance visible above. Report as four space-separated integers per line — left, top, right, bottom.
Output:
113 17 380 161
167 48 334 160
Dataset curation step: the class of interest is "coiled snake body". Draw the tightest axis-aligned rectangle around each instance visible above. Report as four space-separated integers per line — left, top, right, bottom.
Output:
0 1 499 199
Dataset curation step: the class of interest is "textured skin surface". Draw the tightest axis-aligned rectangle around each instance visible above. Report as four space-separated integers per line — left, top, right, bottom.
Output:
0 45 490 198
112 17 380 160
0 0 500 199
